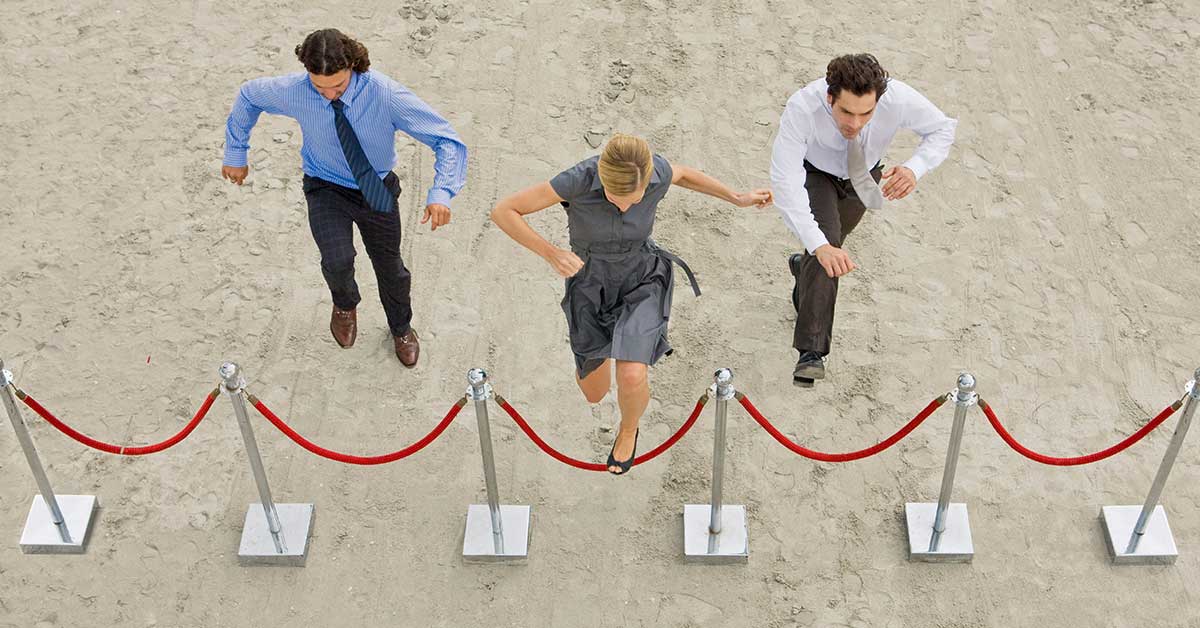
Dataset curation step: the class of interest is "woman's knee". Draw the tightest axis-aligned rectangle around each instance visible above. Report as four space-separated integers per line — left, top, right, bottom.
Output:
615 362 647 390
577 363 611 403
581 387 608 404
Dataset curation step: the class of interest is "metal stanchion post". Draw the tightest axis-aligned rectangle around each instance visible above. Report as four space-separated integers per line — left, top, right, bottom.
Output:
906 372 976 562
1102 368 1200 564
684 368 748 563
220 362 313 566
462 368 529 562
1 359 97 553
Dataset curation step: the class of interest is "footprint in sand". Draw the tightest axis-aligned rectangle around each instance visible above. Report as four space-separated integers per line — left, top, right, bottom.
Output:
604 59 634 103
409 25 436 58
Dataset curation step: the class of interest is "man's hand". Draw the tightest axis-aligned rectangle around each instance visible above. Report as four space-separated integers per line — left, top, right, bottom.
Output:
421 203 451 231
813 244 856 278
542 246 585 278
733 188 774 208
222 165 249 185
880 166 915 200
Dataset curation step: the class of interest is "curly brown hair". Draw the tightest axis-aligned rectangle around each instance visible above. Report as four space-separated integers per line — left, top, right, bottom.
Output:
295 29 370 75
826 54 889 103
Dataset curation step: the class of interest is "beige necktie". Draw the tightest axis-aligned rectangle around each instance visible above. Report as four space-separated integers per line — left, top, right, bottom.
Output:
847 136 883 209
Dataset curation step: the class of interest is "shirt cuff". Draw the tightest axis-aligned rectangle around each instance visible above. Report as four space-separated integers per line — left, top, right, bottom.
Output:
801 230 829 255
223 148 249 168
425 188 454 207
901 156 929 180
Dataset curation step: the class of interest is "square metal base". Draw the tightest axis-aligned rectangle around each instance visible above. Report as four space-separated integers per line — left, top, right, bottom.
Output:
463 504 530 562
1101 505 1177 565
905 502 973 562
237 503 314 566
20 495 98 554
683 504 748 563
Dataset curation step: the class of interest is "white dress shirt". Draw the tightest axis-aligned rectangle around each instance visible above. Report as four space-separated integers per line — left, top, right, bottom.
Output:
770 78 957 253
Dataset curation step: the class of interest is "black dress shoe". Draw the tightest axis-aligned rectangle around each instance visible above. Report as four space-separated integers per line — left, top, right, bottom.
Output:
788 252 805 276
793 351 826 382
788 253 804 311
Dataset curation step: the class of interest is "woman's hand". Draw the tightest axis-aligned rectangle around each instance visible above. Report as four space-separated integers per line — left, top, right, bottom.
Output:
542 247 586 278
734 188 773 208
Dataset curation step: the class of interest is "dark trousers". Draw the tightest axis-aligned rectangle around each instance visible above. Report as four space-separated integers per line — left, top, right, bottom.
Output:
790 160 882 355
303 172 413 336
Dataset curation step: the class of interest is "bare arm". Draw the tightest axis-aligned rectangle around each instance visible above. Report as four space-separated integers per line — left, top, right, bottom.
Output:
490 182 585 277
669 164 772 208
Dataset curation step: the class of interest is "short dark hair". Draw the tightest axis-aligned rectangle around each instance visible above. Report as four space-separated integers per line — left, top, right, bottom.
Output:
826 54 889 103
294 29 371 75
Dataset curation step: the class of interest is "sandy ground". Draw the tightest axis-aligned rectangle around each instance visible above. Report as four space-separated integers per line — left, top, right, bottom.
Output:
2 0 1200 626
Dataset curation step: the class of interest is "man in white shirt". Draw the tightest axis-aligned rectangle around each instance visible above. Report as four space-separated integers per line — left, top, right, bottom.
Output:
770 54 957 387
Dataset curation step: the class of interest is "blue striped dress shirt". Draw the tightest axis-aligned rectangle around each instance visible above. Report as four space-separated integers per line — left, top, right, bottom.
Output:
223 71 467 207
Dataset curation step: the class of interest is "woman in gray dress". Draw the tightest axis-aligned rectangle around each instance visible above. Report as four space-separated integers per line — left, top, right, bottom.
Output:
491 134 772 475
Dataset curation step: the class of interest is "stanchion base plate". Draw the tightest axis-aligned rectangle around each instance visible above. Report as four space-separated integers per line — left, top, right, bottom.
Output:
1101 505 1177 565
238 503 314 566
463 504 530 562
683 504 748 563
20 494 98 554
905 502 973 562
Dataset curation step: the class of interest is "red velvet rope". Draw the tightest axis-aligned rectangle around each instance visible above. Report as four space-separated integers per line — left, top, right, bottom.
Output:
495 394 709 472
979 397 1182 466
249 394 465 465
18 388 219 455
737 392 948 462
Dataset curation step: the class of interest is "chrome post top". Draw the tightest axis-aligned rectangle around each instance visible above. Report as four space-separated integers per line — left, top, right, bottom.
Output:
1186 374 1198 400
0 361 12 388
466 368 493 401
955 372 978 406
712 368 735 401
219 362 245 392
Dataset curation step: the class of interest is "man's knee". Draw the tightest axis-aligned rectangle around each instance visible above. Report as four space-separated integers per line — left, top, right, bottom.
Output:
320 251 356 274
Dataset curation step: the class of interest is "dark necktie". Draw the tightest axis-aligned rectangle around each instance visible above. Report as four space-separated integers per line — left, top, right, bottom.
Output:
331 99 395 213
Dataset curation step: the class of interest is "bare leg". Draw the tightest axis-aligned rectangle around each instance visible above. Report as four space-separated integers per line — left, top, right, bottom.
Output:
611 360 649 471
576 359 612 404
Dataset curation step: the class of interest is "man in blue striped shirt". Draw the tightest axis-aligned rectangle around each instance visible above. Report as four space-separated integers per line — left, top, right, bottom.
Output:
221 28 467 367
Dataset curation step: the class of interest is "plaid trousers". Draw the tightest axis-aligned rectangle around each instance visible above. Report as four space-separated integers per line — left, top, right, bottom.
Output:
303 172 412 336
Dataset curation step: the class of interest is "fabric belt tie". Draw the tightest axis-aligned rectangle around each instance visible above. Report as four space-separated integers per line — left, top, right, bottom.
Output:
573 239 702 297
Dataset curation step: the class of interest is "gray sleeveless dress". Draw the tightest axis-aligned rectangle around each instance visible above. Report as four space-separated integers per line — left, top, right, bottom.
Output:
549 154 700 378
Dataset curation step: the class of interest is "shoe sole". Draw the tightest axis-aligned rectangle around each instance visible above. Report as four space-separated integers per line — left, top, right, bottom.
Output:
792 364 826 380
793 376 815 388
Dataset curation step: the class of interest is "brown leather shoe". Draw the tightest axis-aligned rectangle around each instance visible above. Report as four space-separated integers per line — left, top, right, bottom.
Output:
330 306 357 348
393 328 420 367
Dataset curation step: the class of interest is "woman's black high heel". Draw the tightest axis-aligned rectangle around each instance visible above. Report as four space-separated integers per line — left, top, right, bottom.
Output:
606 429 639 475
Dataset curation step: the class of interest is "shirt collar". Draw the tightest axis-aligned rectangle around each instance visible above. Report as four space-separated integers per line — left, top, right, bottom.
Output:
589 164 661 192
321 71 363 109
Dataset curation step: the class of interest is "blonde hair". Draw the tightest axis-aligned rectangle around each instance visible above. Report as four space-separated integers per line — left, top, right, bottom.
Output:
598 134 653 195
